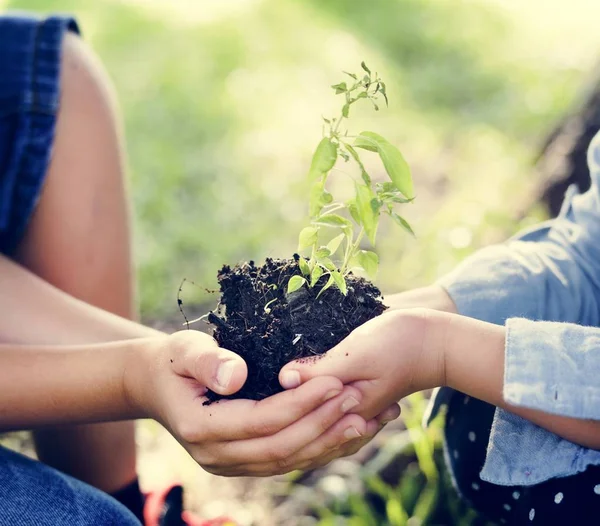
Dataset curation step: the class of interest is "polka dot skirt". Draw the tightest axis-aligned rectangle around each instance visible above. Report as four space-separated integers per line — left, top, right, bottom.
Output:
445 393 600 525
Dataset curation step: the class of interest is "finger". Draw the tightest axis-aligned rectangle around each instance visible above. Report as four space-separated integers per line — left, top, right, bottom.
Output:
198 376 343 441
279 317 391 388
340 418 383 458
216 419 384 477
169 331 247 395
217 386 364 465
297 417 381 469
223 413 367 477
375 402 401 425
271 413 368 469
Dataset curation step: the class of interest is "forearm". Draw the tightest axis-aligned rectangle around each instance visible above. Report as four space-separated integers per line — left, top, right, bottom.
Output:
0 254 160 344
435 311 600 450
0 338 154 431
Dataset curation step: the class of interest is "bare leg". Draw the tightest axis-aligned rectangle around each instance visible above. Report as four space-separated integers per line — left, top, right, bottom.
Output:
15 33 137 493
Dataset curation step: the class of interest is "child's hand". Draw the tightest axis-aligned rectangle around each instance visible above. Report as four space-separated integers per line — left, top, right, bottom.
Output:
126 330 379 476
279 309 445 421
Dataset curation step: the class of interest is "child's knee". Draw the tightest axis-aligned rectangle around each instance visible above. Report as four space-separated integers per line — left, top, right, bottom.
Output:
59 31 119 126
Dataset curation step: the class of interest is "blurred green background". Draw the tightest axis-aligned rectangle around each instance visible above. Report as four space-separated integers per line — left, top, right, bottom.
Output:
3 0 599 321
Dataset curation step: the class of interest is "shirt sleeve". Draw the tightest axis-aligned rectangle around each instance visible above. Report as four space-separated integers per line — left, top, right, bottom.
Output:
504 318 600 419
439 131 600 403
434 131 600 485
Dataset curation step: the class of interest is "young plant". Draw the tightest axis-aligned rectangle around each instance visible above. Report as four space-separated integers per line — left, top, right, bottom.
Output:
288 62 415 296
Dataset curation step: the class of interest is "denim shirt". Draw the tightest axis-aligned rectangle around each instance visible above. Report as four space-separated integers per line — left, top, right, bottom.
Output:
426 130 600 486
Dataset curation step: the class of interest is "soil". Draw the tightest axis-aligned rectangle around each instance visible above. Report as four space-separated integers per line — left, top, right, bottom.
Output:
205 255 387 402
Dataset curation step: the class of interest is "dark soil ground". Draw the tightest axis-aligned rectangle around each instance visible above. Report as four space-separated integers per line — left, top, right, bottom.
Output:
205 256 387 402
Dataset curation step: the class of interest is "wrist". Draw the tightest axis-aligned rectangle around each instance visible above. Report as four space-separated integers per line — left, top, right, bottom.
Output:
123 336 167 420
418 309 452 390
441 314 506 404
377 308 448 394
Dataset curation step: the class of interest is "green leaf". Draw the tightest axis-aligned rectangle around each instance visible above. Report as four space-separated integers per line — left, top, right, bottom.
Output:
308 138 337 180
347 198 361 224
355 183 379 245
353 134 378 152
316 275 335 298
310 265 324 287
315 247 331 258
389 212 415 236
318 257 337 271
298 257 310 276
379 81 389 106
287 275 306 294
314 214 351 228
378 182 397 193
361 61 371 74
309 179 332 218
331 82 347 94
357 250 379 279
370 198 382 214
388 194 413 204
331 271 347 295
356 132 413 198
376 184 414 204
326 233 345 255
343 71 358 80
344 144 371 185
298 226 318 250
342 103 350 118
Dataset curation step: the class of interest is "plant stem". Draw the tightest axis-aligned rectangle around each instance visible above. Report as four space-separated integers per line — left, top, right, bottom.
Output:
320 204 346 215
332 112 345 135
342 227 364 275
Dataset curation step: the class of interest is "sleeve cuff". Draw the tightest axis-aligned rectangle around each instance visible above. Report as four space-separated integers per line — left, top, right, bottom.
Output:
504 318 600 420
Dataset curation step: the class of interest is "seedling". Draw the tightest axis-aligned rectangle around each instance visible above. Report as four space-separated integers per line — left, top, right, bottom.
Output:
204 63 415 402
288 62 415 297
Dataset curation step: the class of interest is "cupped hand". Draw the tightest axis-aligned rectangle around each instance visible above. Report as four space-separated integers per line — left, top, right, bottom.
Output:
126 330 381 476
279 308 445 422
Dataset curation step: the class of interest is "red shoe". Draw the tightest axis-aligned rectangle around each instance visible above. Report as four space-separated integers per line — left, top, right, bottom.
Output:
144 484 237 526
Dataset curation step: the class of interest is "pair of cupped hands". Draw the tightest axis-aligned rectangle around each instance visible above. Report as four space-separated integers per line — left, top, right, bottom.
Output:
126 286 455 477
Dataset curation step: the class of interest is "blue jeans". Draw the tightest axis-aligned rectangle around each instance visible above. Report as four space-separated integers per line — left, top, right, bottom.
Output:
0 13 140 525
0 445 139 525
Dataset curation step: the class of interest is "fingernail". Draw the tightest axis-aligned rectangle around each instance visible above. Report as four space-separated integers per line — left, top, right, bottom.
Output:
216 361 236 389
341 396 360 413
323 389 342 402
281 370 301 389
344 426 362 440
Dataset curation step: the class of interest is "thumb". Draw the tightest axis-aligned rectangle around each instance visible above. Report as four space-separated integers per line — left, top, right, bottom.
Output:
279 338 365 389
170 332 247 395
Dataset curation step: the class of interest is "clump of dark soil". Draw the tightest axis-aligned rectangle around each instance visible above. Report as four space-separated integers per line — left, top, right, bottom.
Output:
205 256 386 402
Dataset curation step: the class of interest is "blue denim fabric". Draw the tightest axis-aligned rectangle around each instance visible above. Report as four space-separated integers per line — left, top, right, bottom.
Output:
0 13 78 255
0 445 140 525
427 130 600 486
